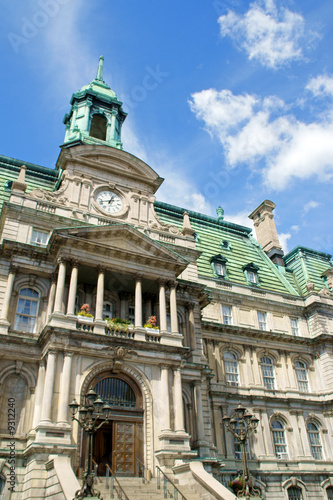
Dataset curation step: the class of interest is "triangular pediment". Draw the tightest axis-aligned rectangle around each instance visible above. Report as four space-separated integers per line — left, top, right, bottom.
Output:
51 224 188 274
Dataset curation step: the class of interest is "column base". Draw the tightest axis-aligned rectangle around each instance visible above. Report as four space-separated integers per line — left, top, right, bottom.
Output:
158 430 192 452
160 332 183 347
34 422 72 446
0 319 10 334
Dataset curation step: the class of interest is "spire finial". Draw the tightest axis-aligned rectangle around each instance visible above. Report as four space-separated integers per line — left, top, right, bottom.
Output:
217 205 224 221
96 55 104 81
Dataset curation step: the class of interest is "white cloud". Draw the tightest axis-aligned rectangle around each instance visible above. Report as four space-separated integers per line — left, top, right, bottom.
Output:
189 81 333 190
303 200 320 215
225 210 253 229
307 75 333 98
278 232 291 253
291 225 300 233
218 0 316 68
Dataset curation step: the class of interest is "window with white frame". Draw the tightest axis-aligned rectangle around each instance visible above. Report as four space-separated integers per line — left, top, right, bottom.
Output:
260 356 275 390
223 351 239 386
271 419 288 457
30 229 49 246
295 361 309 392
210 254 227 278
307 422 323 460
222 305 232 325
326 486 333 500
288 486 303 500
243 263 260 285
103 301 113 320
257 312 267 331
14 287 39 333
290 318 299 336
248 271 257 283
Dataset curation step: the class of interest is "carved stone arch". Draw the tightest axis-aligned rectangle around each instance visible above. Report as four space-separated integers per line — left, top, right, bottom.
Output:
78 359 154 472
305 413 326 430
282 477 308 500
0 364 36 389
13 275 49 300
269 412 291 429
220 344 243 359
256 348 279 365
321 477 333 497
290 353 312 368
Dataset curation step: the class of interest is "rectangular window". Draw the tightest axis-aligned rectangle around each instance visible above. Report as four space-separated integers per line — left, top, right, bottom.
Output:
31 229 49 246
290 318 299 336
257 312 267 331
248 271 257 283
128 306 135 323
215 263 225 277
222 306 232 325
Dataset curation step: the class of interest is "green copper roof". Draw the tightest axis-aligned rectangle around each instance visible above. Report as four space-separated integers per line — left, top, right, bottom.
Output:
284 246 332 295
74 56 118 102
154 201 297 296
0 155 61 214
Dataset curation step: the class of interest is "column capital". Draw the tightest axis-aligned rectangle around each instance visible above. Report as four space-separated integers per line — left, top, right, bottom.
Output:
39 359 46 368
168 280 178 289
157 278 167 286
48 349 58 356
50 273 57 283
134 273 143 282
160 364 169 370
184 301 195 310
57 256 67 265
9 264 18 274
63 351 74 358
70 259 80 268
192 380 201 387
97 265 106 274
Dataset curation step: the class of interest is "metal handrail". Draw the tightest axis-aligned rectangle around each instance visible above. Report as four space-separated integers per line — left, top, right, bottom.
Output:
92 458 102 483
156 465 188 500
136 458 149 484
105 464 130 500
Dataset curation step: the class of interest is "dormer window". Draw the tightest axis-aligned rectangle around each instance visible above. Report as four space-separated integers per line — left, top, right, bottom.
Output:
210 254 228 278
221 240 231 250
243 263 260 285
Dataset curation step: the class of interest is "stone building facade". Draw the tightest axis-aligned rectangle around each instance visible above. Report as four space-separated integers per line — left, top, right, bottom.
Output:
0 58 333 499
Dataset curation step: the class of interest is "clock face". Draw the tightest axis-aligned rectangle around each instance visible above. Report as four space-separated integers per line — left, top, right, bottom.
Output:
96 190 123 214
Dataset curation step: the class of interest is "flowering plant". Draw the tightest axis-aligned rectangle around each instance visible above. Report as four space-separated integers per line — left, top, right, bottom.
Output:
229 476 243 493
77 304 94 318
106 317 133 332
144 315 159 329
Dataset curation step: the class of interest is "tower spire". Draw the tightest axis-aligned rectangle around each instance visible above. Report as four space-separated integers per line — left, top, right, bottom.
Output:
96 55 104 81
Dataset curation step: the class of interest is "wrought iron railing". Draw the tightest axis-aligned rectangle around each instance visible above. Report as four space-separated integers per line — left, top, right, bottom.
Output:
156 465 188 500
105 464 130 500
136 458 149 484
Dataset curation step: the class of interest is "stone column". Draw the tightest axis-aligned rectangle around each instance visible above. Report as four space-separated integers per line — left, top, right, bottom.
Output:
53 258 67 314
160 365 171 432
32 360 46 428
134 275 143 328
169 282 179 334
40 351 57 424
193 381 205 441
286 352 298 389
0 265 17 321
254 409 266 458
95 267 105 321
144 294 153 320
244 347 254 386
110 109 118 139
213 404 224 455
252 349 262 386
187 303 196 350
173 367 185 432
67 261 79 315
57 352 73 425
46 274 57 319
262 411 275 456
279 351 291 389
159 280 167 332
120 293 128 319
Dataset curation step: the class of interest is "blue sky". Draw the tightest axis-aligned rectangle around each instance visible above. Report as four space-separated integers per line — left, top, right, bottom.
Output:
1 0 333 256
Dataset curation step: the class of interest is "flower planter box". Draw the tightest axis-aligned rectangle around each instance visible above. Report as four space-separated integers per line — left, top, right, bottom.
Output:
77 316 94 323
145 327 160 334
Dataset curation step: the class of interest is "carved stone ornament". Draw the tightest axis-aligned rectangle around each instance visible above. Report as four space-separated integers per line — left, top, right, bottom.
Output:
319 287 331 297
29 188 69 206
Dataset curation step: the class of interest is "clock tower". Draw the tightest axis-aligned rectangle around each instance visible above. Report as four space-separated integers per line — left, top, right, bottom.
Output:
63 56 127 150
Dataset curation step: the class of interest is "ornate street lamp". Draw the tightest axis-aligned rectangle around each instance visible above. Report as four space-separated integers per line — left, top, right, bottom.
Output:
69 389 112 499
222 404 261 499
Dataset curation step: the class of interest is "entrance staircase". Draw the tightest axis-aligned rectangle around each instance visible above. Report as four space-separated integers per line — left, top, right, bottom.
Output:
93 475 208 500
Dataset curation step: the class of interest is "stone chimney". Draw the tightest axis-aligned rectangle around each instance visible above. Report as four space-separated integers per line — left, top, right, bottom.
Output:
248 200 284 266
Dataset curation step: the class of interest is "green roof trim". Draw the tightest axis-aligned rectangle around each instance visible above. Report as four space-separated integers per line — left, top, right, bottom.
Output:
285 245 332 261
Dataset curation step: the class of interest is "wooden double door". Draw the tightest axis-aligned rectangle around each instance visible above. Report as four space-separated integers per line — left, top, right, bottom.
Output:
92 417 143 476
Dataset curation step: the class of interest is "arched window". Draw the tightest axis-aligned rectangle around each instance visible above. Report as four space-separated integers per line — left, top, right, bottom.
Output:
14 287 39 333
223 352 239 386
307 422 323 460
260 356 275 390
295 361 309 392
288 486 303 500
271 419 288 457
326 486 333 500
103 301 113 320
90 114 107 141
0 375 28 434
94 377 136 408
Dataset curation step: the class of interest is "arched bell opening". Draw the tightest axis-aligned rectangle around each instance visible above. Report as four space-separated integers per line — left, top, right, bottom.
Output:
89 114 107 141
80 371 144 477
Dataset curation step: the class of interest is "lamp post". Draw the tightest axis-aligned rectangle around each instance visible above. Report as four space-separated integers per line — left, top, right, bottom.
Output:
69 388 112 499
222 404 261 499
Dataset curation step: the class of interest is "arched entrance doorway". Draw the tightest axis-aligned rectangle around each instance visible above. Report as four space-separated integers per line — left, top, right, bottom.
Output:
81 371 143 476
